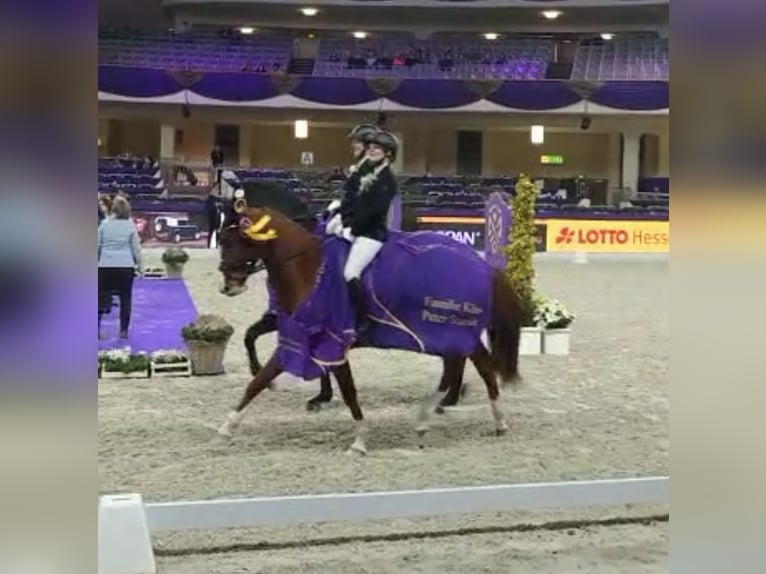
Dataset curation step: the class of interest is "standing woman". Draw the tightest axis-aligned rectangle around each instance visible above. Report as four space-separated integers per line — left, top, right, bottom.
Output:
98 196 143 339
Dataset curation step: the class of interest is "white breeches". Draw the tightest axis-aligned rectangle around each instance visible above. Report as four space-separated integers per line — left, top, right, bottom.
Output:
344 236 383 281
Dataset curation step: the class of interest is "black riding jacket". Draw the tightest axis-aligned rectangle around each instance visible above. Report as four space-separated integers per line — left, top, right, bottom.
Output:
340 161 398 242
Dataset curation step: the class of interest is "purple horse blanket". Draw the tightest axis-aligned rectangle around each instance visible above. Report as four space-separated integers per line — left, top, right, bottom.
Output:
275 231 493 379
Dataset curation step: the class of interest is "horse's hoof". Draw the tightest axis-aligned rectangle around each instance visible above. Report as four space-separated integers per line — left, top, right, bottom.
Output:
217 424 233 437
495 426 508 437
306 401 321 412
434 405 445 415
347 442 367 456
249 365 261 377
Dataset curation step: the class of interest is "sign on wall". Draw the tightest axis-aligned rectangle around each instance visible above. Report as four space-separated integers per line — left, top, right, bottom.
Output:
545 219 669 253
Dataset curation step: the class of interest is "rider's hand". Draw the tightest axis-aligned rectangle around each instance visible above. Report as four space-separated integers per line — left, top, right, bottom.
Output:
323 199 341 220
325 213 342 236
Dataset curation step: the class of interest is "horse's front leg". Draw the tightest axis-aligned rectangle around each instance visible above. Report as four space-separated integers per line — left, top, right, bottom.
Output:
244 312 277 376
306 374 334 412
332 362 367 455
218 354 283 437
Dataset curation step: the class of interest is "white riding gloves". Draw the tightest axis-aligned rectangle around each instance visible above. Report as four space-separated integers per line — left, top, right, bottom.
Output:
325 213 342 236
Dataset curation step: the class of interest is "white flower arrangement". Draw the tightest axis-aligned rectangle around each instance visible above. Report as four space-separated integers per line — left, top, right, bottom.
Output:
98 347 134 363
150 349 189 364
533 294 576 330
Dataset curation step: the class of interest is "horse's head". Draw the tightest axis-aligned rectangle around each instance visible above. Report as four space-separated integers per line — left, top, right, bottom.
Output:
217 205 281 296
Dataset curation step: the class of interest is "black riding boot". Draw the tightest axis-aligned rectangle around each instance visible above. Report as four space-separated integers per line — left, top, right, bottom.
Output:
347 278 370 338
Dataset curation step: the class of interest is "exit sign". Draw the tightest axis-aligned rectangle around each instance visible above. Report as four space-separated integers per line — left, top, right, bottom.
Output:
540 154 564 165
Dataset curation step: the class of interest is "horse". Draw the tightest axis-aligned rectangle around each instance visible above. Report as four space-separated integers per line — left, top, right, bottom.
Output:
242 201 470 413
216 203 524 454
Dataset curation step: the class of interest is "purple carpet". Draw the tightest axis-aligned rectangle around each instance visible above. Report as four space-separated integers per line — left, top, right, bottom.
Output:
98 278 198 353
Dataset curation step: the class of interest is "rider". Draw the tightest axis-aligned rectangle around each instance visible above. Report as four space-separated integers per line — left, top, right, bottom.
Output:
324 123 380 226
330 130 400 337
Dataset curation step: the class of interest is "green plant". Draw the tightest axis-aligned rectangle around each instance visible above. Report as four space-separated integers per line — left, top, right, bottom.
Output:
504 174 539 326
533 293 576 329
98 347 150 373
162 247 189 265
181 314 234 345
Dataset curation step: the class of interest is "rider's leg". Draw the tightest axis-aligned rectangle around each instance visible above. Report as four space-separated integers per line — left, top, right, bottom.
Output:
343 236 383 334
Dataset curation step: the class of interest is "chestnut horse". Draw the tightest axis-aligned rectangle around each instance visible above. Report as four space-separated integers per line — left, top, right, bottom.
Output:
217 206 523 454
243 202 469 412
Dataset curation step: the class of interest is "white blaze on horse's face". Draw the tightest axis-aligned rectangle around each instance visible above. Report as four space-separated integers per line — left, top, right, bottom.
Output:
367 144 385 163
219 280 248 297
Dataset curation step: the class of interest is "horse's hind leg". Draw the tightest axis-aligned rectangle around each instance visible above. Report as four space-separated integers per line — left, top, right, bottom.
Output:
332 362 367 455
469 344 508 436
306 374 334 412
436 356 467 413
218 354 283 437
417 355 461 440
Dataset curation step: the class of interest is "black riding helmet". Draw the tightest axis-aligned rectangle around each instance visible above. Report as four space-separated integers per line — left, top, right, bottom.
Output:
348 124 379 144
368 130 399 161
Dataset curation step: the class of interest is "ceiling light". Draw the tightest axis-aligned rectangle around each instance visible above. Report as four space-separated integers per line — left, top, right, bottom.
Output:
484 33 499 41
239 27 255 35
542 10 562 20
352 31 367 39
600 33 615 40
294 120 309 140
300 7 318 16
531 125 544 145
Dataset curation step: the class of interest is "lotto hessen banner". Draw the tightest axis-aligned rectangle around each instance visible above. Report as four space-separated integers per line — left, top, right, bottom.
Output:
545 219 669 253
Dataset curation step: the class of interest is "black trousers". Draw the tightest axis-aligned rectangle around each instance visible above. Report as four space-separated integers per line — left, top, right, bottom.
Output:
98 267 135 332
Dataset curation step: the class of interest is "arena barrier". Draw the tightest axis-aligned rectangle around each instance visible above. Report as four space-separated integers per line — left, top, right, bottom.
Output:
98 475 668 574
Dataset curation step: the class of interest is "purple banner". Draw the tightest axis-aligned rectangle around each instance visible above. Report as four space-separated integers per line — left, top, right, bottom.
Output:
98 67 669 111
484 192 511 268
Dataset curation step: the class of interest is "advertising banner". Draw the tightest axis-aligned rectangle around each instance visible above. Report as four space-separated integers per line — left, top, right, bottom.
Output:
418 216 548 253
416 217 486 250
545 219 669 253
132 211 210 248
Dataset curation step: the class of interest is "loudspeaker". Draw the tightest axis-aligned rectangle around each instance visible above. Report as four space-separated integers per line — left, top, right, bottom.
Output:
580 116 591 130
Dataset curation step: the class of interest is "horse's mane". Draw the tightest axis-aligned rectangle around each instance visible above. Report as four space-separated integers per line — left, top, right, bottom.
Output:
242 180 312 222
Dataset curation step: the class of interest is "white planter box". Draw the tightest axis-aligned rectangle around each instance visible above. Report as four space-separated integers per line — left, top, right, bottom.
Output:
150 358 192 377
543 329 571 355
520 327 542 356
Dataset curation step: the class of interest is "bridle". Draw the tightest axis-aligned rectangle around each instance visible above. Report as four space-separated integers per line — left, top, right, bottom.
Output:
219 215 321 277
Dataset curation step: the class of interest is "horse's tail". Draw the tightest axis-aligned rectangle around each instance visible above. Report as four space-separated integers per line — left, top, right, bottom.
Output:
488 269 523 386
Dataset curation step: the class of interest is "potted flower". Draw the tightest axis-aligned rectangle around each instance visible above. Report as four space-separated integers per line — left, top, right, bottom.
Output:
504 174 542 355
181 314 234 375
535 294 576 355
98 347 150 378
161 247 189 279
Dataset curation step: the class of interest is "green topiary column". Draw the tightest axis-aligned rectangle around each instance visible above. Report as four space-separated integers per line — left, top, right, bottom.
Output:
504 174 539 326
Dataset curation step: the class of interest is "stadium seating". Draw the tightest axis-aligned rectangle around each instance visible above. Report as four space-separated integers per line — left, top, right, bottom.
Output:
98 157 165 196
313 34 553 80
98 27 292 73
570 38 669 81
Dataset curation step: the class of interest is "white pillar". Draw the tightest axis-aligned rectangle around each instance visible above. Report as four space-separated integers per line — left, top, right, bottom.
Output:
621 131 641 198
239 125 252 167
159 124 176 162
392 131 404 173
606 132 622 204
